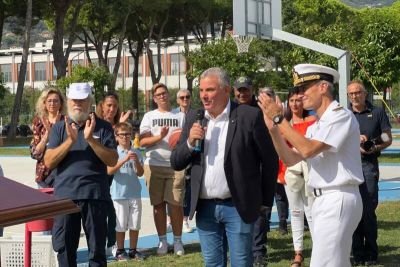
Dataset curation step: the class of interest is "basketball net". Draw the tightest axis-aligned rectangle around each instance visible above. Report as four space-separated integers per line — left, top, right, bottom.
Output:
227 31 254 54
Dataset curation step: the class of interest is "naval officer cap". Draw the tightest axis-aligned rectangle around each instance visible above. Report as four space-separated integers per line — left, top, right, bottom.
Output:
292 64 340 87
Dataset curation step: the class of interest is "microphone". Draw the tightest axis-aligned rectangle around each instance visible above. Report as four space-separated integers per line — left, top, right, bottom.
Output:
194 109 205 153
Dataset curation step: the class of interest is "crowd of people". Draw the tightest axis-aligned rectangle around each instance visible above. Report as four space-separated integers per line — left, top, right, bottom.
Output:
0 62 392 267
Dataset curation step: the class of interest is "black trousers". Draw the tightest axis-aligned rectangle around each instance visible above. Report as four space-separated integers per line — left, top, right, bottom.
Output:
106 200 117 248
252 183 288 257
352 160 379 262
52 200 108 267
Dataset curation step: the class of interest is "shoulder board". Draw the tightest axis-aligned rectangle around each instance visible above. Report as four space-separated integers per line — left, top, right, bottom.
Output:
332 106 343 111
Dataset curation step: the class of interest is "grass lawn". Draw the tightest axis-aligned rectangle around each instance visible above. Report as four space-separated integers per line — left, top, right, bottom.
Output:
109 201 400 267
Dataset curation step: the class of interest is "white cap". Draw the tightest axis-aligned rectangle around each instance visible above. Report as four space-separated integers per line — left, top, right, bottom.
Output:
67 83 92 99
292 64 339 87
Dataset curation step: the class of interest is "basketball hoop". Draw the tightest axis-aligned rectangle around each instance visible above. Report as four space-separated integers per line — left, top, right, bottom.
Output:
228 32 254 54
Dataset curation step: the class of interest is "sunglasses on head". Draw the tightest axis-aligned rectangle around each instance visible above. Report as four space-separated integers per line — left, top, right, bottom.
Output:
179 95 190 100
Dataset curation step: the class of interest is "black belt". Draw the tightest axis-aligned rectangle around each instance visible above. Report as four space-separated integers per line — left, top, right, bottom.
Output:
201 197 232 203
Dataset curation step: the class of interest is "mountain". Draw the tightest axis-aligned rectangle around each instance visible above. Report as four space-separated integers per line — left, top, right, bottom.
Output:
340 0 397 8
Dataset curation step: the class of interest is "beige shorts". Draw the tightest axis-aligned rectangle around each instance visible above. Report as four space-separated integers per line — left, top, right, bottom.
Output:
144 164 185 206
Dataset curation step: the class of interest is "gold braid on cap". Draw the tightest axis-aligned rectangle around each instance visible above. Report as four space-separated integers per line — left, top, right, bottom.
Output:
292 70 321 87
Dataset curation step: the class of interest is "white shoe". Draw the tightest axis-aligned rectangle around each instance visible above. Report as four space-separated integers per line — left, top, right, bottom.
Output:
182 221 194 233
166 223 173 233
174 241 185 256
157 240 169 255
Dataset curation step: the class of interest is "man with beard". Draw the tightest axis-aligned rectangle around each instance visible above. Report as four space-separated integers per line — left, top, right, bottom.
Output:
44 83 118 266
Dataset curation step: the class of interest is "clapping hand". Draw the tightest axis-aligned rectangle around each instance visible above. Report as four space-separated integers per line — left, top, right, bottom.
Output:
84 113 96 141
257 92 284 129
120 110 133 123
65 116 78 143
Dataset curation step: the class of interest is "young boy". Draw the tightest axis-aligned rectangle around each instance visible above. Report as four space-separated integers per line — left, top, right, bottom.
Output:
108 122 145 261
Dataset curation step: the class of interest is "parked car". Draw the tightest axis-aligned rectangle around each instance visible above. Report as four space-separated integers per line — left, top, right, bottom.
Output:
1 124 33 137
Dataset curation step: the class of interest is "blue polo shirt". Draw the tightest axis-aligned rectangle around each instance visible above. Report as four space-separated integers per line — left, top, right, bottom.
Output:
351 101 391 161
47 117 117 200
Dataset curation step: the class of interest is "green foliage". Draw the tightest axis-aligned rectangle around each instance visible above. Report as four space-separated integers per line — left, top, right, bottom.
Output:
56 64 113 104
186 37 288 91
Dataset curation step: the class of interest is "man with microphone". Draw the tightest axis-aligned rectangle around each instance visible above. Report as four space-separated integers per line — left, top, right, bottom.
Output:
171 67 278 267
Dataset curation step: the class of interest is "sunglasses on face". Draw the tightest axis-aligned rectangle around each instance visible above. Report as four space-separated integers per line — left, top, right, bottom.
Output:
179 95 190 100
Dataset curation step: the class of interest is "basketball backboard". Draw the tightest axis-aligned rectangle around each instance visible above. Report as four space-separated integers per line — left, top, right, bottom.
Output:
233 0 282 38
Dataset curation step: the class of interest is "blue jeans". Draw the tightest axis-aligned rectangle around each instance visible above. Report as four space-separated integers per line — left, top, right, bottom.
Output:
196 199 254 267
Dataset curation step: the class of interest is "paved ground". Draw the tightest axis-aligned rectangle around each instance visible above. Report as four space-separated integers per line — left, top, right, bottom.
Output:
1 140 400 265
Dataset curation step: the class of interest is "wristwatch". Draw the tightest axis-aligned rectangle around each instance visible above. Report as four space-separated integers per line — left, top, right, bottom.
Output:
272 114 284 125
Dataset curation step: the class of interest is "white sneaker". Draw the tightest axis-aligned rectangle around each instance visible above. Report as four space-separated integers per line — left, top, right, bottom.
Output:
166 223 173 233
182 221 194 233
157 240 169 255
174 241 185 256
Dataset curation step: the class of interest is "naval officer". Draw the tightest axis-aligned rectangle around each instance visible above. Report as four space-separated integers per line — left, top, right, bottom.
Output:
258 64 364 267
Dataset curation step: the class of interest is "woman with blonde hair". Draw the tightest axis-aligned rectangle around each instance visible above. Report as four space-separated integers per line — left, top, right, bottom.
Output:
30 88 66 188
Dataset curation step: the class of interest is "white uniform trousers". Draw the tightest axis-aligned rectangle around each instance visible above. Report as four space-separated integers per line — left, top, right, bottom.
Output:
310 186 362 267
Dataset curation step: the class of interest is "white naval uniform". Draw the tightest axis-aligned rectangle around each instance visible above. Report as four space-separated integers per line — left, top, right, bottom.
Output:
305 100 364 267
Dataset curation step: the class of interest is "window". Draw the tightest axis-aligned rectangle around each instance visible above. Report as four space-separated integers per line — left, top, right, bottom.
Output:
128 57 143 77
152 55 163 74
0 64 12 83
108 58 122 77
52 63 58 80
17 63 29 82
179 55 186 74
71 59 84 66
170 54 180 75
34 62 46 81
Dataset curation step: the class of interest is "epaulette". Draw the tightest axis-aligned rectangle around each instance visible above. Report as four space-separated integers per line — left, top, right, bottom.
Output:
332 106 343 111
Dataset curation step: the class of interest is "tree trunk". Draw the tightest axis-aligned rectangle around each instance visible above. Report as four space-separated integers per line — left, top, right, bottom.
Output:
111 14 129 90
8 0 32 139
129 40 143 120
0 6 4 47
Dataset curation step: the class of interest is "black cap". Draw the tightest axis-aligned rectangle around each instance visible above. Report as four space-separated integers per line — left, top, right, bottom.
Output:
234 76 252 89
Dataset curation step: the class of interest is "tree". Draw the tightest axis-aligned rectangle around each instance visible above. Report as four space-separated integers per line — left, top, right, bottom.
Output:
8 0 32 139
57 64 113 103
187 37 287 90
45 0 81 79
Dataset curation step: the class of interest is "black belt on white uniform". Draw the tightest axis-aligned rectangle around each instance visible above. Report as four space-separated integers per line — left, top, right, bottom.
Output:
312 185 358 198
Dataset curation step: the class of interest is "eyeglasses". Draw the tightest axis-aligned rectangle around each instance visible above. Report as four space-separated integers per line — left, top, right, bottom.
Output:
116 133 131 137
179 95 190 100
46 99 60 104
347 91 365 97
154 91 168 98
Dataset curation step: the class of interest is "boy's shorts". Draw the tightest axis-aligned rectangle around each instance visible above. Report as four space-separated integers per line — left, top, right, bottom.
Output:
144 164 185 206
113 198 142 232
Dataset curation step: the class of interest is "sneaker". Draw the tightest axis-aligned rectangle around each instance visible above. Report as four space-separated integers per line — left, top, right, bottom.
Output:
128 249 146 261
166 223 173 233
174 241 185 256
157 240 169 255
115 250 129 261
183 221 194 233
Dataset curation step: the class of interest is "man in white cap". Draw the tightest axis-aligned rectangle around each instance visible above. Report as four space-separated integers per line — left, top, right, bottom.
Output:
44 83 118 266
258 64 364 267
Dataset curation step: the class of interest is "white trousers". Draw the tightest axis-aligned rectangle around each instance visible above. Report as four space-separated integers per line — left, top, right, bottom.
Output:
310 186 362 267
285 185 314 252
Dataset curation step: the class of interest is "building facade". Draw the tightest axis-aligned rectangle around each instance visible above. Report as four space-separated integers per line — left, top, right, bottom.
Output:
0 39 199 93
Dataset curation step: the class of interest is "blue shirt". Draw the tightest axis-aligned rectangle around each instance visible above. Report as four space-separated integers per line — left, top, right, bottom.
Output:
110 146 143 200
47 117 117 200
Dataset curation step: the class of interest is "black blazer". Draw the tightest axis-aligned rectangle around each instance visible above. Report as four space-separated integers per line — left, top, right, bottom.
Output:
171 102 278 224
